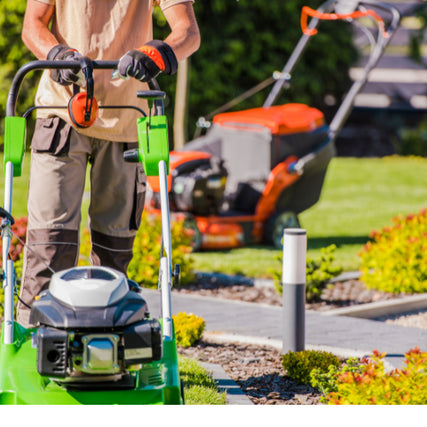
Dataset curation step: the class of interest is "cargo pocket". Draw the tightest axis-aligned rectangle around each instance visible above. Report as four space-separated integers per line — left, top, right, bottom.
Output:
31 117 72 155
130 164 147 230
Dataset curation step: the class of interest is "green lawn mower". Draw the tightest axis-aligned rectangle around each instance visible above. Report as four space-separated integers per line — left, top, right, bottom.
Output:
0 59 182 404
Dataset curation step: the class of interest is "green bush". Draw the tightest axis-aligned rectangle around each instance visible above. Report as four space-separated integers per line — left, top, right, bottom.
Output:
395 121 427 157
325 348 427 404
359 208 427 294
79 212 196 288
282 349 341 385
273 244 343 302
310 357 362 399
173 312 205 348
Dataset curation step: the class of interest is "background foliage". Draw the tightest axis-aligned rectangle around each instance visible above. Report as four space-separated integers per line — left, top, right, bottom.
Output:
79 212 196 288
1 1 357 146
0 0 39 143
154 0 357 143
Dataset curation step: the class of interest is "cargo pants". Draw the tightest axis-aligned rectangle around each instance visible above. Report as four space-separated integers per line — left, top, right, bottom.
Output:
17 117 146 327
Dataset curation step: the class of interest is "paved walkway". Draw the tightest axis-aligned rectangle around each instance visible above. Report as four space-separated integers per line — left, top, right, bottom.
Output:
143 289 427 369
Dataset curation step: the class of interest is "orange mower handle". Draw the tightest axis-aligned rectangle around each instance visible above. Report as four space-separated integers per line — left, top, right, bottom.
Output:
300 5 387 38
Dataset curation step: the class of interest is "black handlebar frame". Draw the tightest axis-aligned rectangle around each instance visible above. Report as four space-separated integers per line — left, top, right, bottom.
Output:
6 60 161 117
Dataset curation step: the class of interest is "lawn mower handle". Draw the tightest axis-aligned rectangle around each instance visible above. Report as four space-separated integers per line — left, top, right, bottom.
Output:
264 0 400 113
6 59 161 117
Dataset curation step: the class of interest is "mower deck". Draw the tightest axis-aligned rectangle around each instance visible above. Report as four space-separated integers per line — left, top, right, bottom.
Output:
0 322 182 405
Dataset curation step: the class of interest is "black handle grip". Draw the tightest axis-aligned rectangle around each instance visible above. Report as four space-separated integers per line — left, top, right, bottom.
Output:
123 149 140 163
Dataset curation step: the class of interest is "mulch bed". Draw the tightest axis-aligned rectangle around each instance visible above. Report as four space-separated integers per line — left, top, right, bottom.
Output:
178 340 322 405
175 274 408 405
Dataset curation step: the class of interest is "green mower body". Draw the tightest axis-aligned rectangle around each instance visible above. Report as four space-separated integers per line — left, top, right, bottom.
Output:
0 322 182 405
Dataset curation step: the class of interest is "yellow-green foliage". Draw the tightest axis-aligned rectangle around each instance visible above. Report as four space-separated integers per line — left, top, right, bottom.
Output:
178 356 227 405
173 312 205 348
325 348 427 405
359 209 427 293
79 212 195 288
310 357 362 400
282 350 341 385
274 245 343 302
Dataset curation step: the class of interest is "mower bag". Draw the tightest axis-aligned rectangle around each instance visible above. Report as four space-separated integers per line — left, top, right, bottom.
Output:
182 103 334 215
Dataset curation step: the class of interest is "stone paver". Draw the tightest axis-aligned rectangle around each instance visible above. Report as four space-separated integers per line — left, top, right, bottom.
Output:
143 289 427 369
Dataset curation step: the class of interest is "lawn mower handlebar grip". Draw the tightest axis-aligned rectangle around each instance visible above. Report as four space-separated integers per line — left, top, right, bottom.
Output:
123 149 140 163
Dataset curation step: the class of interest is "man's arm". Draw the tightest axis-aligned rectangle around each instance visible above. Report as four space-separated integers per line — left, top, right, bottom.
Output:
22 0 57 60
162 2 201 62
118 2 200 82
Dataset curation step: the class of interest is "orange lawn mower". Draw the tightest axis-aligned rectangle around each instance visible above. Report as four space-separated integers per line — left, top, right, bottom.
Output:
146 0 400 250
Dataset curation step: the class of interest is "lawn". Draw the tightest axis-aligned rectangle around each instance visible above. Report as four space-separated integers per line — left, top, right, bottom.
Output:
192 156 427 275
2 154 427 276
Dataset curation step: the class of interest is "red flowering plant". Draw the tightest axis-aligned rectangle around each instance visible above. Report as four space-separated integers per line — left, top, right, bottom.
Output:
0 216 27 264
324 347 427 404
0 216 27 317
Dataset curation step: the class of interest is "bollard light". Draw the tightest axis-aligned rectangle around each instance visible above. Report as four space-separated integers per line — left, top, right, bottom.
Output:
282 228 307 353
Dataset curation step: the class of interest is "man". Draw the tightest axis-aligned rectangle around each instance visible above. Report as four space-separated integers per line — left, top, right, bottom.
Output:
17 0 200 327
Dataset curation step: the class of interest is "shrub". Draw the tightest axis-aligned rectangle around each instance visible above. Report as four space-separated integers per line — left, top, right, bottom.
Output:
395 120 427 157
173 312 205 348
310 357 362 400
0 216 27 263
359 209 427 294
0 216 27 317
273 245 343 302
325 348 427 405
179 356 227 404
79 212 196 288
282 349 341 385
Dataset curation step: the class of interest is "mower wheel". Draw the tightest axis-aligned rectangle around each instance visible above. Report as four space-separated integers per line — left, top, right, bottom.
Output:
183 215 202 251
266 211 300 249
181 379 185 404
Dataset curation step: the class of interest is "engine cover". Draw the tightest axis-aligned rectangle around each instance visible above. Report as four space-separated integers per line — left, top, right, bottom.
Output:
30 267 149 329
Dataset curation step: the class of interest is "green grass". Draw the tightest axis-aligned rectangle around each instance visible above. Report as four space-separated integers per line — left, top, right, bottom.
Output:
3 154 427 276
179 355 227 405
193 156 427 276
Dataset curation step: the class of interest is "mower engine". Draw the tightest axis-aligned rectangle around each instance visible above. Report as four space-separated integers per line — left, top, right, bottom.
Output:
29 267 162 385
170 155 228 216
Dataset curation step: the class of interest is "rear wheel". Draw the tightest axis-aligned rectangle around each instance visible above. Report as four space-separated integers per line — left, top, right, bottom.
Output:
182 214 202 251
265 211 300 249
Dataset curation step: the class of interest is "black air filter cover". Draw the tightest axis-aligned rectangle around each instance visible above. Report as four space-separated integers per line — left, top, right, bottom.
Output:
30 290 149 329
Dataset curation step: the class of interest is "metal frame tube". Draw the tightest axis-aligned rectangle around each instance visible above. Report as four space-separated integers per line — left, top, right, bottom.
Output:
158 160 173 341
3 161 14 344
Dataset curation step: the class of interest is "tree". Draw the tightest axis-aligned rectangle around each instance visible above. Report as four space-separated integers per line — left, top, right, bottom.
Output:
0 0 39 143
1 1 358 148
153 0 358 145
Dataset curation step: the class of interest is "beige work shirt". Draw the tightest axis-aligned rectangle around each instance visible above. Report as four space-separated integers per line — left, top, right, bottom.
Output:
34 0 193 141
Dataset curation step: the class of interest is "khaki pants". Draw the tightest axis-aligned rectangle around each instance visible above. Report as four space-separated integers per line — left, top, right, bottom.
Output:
17 117 146 327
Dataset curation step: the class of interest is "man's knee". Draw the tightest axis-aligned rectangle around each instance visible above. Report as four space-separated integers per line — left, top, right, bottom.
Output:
90 229 135 274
